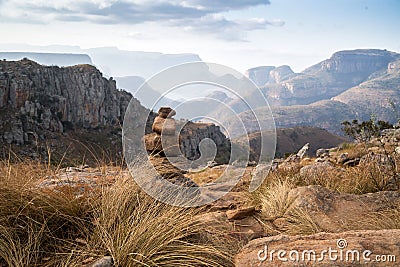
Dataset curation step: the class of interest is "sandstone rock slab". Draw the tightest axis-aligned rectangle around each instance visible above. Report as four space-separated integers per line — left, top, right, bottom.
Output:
235 229 400 266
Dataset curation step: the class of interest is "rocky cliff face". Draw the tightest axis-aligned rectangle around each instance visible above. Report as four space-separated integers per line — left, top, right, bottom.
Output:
319 49 397 74
250 49 400 107
0 59 138 145
179 121 230 162
245 65 295 87
268 65 294 83
237 50 400 136
245 66 275 87
388 59 400 74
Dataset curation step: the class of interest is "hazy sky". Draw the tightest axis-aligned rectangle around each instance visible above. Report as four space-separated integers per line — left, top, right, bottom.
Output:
0 0 399 72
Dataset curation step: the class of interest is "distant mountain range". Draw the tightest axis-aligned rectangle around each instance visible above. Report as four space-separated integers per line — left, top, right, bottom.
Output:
0 45 202 78
116 48 400 136
2 46 399 136
85 47 201 78
241 49 400 134
248 49 399 107
0 52 93 66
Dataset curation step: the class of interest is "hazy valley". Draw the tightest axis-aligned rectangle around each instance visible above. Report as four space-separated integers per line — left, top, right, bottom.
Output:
1 48 400 266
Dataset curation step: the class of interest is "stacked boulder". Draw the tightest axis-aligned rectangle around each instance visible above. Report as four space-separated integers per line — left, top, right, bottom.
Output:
144 107 180 157
144 107 197 187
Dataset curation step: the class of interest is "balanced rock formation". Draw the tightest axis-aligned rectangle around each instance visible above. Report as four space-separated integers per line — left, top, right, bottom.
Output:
144 107 195 187
152 107 177 136
143 106 232 186
145 107 230 163
145 107 180 157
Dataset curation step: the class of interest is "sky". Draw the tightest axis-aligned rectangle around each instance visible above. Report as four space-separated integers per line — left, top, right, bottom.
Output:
0 0 399 73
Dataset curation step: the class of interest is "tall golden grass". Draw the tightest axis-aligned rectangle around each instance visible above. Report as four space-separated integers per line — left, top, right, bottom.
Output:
0 159 236 266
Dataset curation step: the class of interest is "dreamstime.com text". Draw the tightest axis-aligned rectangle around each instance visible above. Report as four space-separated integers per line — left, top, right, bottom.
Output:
257 239 396 264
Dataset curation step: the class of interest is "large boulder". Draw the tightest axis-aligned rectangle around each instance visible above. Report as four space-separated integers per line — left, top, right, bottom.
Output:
299 161 339 177
158 107 176 118
144 132 180 156
152 116 176 135
286 186 400 232
235 229 400 266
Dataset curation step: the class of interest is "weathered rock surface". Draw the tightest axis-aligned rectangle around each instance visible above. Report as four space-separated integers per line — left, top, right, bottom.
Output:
235 229 400 266
287 186 400 232
269 65 294 84
196 209 266 242
226 206 257 221
245 66 276 87
157 107 176 118
148 156 188 181
89 256 113 267
36 167 123 194
299 161 338 177
152 116 176 135
179 121 230 161
0 59 146 146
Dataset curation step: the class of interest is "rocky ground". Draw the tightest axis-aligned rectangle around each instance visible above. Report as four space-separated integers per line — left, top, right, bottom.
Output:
31 128 400 266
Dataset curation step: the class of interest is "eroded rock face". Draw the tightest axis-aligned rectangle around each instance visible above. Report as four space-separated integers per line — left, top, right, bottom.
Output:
321 49 396 74
179 121 230 161
245 66 276 87
269 65 294 83
235 229 400 266
0 59 146 145
299 161 338 177
388 59 400 74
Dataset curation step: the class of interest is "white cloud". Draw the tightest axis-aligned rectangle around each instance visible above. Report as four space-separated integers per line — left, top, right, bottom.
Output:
176 14 285 41
0 0 281 40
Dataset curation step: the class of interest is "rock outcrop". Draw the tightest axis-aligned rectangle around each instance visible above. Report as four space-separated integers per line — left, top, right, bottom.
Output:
235 229 400 266
245 65 295 87
269 65 294 83
319 49 397 74
245 66 276 87
144 107 196 186
266 49 400 106
179 121 230 161
0 59 145 146
287 185 400 232
388 59 400 74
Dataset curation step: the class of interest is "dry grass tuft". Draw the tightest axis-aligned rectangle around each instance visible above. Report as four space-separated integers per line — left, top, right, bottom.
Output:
253 177 295 220
282 160 397 195
252 176 323 236
343 206 400 232
89 177 235 267
0 159 236 266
